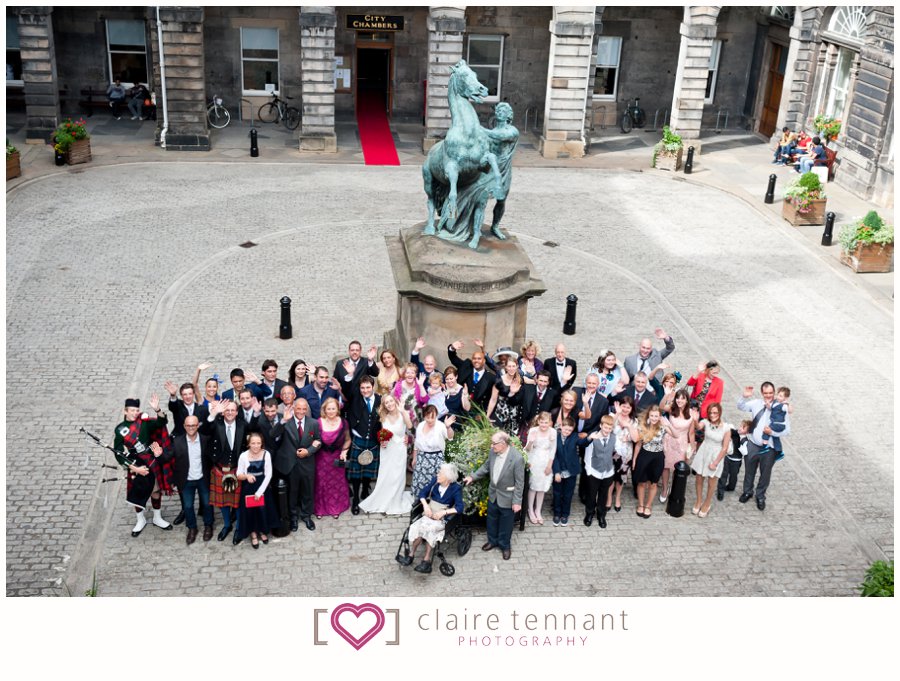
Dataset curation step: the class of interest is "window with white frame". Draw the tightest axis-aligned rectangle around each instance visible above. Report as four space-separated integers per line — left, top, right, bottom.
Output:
466 34 503 101
6 16 22 83
705 39 722 103
593 36 622 98
241 27 279 95
107 19 147 85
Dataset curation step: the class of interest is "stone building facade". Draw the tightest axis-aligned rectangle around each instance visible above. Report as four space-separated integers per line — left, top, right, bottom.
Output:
7 5 893 206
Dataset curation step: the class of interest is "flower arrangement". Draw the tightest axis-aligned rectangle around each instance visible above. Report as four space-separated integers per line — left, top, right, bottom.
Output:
377 427 393 445
443 403 526 516
7 139 18 159
838 211 894 253
813 114 841 142
783 171 826 213
52 117 89 153
651 125 683 167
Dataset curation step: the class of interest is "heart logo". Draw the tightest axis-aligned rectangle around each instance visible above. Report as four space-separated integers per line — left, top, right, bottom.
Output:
330 602 386 650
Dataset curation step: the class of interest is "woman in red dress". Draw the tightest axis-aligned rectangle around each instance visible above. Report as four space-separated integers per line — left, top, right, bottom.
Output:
686 360 724 419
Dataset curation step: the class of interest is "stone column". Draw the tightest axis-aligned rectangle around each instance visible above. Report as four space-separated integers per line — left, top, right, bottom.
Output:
773 7 822 142
17 7 61 144
149 7 209 151
299 6 337 153
669 6 721 153
423 6 466 152
835 6 894 200
539 6 595 159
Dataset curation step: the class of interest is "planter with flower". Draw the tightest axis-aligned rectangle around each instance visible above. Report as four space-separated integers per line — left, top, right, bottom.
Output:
782 171 827 226
651 125 684 172
443 403 528 527
813 114 841 143
53 118 91 165
838 211 894 273
7 139 20 180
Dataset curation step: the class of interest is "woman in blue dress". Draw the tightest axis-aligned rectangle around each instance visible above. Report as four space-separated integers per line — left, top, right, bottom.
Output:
235 432 280 548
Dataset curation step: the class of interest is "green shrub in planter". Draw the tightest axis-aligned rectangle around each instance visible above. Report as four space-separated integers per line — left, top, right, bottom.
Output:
859 559 893 597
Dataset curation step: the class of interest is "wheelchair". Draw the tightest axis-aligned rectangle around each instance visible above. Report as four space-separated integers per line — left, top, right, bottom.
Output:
394 500 473 577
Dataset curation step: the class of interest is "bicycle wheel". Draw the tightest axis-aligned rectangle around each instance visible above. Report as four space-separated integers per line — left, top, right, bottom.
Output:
283 106 301 131
620 112 633 134
207 105 231 129
258 102 278 124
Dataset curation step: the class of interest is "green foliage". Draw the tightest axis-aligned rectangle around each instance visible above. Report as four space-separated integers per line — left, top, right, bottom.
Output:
6 138 18 158
838 211 894 252
859 560 893 597
84 569 98 597
52 118 89 153
813 114 842 141
783 171 826 213
443 402 525 516
651 126 683 168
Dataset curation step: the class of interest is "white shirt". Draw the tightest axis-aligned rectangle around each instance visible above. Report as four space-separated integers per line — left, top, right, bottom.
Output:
584 439 614 479
236 450 273 496
186 433 203 481
492 448 508 484
414 421 448 452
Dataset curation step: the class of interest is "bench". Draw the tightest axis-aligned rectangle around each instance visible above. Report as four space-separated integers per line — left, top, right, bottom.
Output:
786 144 838 181
78 86 156 120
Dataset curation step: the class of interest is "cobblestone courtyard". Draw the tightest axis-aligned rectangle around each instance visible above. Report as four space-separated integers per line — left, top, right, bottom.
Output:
5 162 893 596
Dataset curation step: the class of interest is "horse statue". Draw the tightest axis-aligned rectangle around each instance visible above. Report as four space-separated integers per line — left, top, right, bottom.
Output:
422 60 510 249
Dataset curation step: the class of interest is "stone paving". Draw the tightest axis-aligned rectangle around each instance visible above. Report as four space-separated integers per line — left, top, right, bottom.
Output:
5 155 892 597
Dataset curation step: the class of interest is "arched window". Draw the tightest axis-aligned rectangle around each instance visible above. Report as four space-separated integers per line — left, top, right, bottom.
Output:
827 5 867 40
814 7 868 126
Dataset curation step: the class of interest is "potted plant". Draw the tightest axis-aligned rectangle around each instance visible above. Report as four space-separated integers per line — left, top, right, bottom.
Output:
52 117 91 165
7 139 20 180
651 125 684 171
838 210 894 273
782 171 827 226
813 114 842 143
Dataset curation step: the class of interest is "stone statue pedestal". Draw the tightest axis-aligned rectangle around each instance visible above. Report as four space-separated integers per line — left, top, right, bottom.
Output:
383 225 546 369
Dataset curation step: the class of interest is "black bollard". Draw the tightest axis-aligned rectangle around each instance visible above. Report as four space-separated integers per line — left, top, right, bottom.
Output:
563 294 578 336
272 478 291 537
764 173 777 204
665 460 691 518
684 145 694 174
279 296 292 340
250 128 259 157
821 211 836 246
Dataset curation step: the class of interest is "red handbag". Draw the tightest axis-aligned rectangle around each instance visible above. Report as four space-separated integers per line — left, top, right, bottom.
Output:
245 494 264 508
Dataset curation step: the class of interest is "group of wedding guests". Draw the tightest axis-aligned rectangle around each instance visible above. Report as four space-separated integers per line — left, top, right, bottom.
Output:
114 328 791 555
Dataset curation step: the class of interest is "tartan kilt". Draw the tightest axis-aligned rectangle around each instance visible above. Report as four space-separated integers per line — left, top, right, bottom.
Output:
210 466 241 508
347 435 380 480
125 471 156 510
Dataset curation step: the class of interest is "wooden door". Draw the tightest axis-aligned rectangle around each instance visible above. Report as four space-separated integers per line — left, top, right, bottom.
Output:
760 43 786 137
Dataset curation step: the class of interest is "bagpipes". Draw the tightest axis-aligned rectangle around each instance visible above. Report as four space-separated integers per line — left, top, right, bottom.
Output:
80 427 140 483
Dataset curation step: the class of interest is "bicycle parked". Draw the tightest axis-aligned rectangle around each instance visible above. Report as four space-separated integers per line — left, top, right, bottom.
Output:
207 94 231 129
258 92 301 131
620 96 646 133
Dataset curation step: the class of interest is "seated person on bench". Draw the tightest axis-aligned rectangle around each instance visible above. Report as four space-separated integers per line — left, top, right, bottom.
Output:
127 81 151 120
772 127 797 164
107 79 126 119
798 136 827 174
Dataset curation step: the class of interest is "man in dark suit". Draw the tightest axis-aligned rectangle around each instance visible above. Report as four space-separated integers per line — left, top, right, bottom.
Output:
610 371 656 414
164 380 210 437
201 400 248 542
333 340 379 392
447 339 495 413
272 397 321 531
236 388 262 432
518 370 559 426
256 398 283 453
574 373 608 442
299 366 343 419
344 376 382 514
544 343 577 393
221 367 267 402
258 359 289 402
168 415 214 544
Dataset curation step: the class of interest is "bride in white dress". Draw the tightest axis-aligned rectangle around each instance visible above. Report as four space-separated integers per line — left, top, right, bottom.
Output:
359 394 414 515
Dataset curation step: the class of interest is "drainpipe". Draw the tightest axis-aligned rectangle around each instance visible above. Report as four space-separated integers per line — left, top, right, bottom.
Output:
156 6 168 148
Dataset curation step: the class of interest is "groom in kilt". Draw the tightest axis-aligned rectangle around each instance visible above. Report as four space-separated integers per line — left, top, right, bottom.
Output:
344 376 382 514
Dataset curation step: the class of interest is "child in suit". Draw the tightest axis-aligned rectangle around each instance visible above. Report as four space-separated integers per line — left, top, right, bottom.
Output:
551 417 579 527
763 386 791 462
718 419 750 499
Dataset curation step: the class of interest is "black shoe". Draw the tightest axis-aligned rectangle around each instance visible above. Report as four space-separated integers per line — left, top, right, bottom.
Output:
351 503 360 515
739 492 753 503
290 520 299 532
605 505 611 512
304 518 316 531
725 485 736 491
614 505 621 512
583 513 593 527
396 555 414 566
502 548 511 560
716 490 724 501
232 534 242 546
173 510 186 526
217 525 232 541
481 542 496 551
598 516 607 529
414 560 433 573
757 499 766 511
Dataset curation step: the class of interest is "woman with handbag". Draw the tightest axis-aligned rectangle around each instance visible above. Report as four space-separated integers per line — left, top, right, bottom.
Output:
235 432 280 548
399 463 464 574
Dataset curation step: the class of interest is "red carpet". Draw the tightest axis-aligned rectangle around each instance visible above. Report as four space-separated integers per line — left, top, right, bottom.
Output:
356 91 400 166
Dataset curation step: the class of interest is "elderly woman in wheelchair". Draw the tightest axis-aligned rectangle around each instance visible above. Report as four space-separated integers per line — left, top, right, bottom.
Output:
398 462 464 574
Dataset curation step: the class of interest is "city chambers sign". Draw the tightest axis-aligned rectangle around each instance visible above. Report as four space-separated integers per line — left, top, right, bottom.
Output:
347 14 405 31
